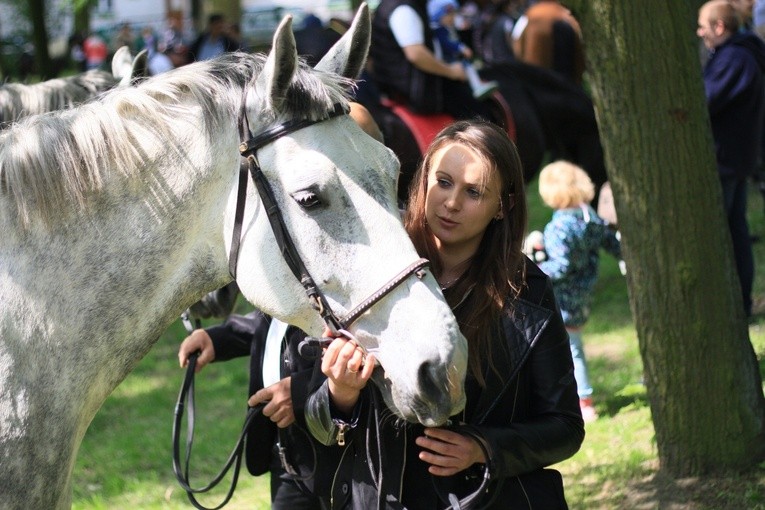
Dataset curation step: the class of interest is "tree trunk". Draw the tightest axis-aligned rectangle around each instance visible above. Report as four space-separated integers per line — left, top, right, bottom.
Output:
73 1 91 36
28 0 52 78
564 0 765 475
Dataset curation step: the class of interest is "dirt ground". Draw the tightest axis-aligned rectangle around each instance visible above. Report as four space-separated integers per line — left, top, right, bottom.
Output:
620 463 765 510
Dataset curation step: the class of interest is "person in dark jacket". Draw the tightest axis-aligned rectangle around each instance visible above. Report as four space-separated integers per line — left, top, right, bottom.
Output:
187 13 239 62
697 0 765 316
304 120 585 509
178 312 338 509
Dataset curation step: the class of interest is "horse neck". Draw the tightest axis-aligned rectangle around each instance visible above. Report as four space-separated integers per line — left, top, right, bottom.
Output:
0 114 240 395
0 103 244 510
0 81 73 120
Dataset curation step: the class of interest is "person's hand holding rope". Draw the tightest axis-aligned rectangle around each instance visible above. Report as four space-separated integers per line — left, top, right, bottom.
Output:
178 329 216 371
249 378 295 428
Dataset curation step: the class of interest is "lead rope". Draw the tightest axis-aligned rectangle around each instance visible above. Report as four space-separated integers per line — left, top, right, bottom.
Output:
172 352 264 510
441 430 493 510
365 388 385 510
172 312 266 510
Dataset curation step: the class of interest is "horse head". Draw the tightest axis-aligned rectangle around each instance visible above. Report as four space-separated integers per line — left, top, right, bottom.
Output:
234 5 467 425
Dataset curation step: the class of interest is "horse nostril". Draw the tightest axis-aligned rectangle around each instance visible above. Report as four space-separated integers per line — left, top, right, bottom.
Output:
417 361 445 405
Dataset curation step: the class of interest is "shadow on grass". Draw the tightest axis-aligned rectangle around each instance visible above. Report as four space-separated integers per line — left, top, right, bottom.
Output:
619 467 765 510
589 352 648 419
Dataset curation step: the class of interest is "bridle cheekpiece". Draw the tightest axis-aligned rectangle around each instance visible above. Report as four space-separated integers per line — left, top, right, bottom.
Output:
229 101 429 339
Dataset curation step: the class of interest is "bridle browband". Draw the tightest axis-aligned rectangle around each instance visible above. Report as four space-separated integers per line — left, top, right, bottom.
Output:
229 100 430 336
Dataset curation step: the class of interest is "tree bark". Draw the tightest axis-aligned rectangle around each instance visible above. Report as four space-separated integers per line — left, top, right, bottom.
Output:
28 0 52 78
564 0 765 475
73 1 91 36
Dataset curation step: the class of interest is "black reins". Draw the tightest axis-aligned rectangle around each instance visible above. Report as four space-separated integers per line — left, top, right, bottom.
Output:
173 100 433 509
172 350 263 510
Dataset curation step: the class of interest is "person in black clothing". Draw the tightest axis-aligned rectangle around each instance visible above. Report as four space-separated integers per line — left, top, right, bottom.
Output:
370 0 491 119
178 312 337 509
697 0 765 316
188 13 240 62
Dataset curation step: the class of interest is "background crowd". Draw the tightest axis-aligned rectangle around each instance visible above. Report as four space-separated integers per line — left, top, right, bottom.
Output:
12 0 764 508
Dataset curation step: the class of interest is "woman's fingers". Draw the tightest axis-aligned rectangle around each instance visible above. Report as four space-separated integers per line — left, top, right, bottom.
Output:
415 427 486 476
346 344 365 373
322 337 366 380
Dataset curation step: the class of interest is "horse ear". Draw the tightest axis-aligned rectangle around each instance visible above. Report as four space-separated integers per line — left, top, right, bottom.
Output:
112 47 148 87
257 15 298 111
127 50 149 85
111 46 133 81
315 3 370 79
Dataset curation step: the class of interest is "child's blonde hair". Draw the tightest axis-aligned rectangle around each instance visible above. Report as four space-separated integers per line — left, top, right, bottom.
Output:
538 160 595 209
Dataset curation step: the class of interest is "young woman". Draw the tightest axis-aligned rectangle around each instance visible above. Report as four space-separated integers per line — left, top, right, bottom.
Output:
304 120 585 509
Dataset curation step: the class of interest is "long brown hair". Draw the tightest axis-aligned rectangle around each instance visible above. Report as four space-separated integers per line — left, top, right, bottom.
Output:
404 120 527 385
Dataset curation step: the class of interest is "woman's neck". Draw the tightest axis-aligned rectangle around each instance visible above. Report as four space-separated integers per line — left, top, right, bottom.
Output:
435 243 476 287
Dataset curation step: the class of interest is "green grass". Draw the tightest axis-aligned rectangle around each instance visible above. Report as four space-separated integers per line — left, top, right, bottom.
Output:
71 179 765 509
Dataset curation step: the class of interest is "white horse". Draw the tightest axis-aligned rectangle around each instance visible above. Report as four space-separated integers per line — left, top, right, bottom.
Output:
0 46 147 127
0 6 467 509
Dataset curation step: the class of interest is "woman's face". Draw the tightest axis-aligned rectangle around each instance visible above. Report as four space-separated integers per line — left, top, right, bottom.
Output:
425 142 503 255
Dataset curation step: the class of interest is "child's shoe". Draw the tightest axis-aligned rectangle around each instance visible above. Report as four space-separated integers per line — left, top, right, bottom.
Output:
579 397 598 423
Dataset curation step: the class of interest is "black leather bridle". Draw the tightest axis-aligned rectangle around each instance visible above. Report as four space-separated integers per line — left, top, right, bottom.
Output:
230 101 430 336
173 101 433 510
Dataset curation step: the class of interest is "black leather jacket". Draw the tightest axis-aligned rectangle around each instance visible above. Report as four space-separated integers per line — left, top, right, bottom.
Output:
206 311 340 500
304 261 585 509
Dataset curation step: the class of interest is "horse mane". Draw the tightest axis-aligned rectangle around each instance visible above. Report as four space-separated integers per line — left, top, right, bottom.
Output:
0 52 353 227
0 70 118 125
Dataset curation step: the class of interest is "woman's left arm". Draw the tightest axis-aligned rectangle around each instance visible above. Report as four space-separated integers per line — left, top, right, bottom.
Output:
473 306 585 480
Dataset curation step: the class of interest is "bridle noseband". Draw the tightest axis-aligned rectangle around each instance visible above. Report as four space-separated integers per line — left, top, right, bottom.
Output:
229 101 430 338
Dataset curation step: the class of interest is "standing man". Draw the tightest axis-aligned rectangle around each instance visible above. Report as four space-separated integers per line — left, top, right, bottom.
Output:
698 0 765 316
159 10 191 68
188 13 239 62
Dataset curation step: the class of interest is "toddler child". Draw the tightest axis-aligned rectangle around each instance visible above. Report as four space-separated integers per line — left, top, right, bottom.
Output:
537 160 621 423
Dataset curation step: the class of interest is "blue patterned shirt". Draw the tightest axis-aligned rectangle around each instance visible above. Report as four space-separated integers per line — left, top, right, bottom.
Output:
538 205 621 327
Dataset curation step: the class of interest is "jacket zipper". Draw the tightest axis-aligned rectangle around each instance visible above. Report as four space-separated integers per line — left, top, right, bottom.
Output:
336 421 349 446
330 436 354 509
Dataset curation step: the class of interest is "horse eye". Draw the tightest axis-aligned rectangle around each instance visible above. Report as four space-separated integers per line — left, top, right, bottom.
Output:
292 190 322 209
